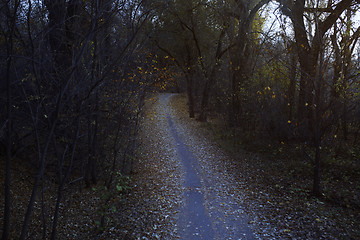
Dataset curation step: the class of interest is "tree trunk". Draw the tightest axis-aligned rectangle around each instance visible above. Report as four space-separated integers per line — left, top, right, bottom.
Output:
20 121 57 240
287 48 297 122
86 104 98 187
91 93 99 185
50 118 80 240
2 23 12 240
312 45 325 197
288 0 354 137
228 16 253 127
185 73 195 118
2 2 20 239
313 143 321 196
229 54 248 127
198 80 210 122
342 102 348 141
45 0 69 76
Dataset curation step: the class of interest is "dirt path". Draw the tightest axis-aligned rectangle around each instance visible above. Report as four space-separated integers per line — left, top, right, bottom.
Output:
105 92 358 239
139 93 256 239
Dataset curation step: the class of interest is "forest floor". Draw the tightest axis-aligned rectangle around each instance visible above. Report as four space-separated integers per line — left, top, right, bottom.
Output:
99 92 358 239
1 93 358 239
106 92 359 239
106 92 260 239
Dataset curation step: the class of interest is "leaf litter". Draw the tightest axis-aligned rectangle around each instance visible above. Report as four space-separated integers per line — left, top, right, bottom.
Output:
1 93 358 239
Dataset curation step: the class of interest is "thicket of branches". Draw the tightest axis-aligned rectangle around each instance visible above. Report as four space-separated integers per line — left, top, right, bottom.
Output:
0 0 173 239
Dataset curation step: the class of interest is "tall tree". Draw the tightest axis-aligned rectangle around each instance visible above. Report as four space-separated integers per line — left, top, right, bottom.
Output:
278 0 359 195
152 0 201 118
224 0 271 126
278 0 354 131
330 7 360 141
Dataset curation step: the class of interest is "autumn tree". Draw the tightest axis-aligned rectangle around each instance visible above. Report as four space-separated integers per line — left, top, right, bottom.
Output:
224 0 271 126
330 6 360 141
275 0 359 195
152 0 246 121
151 0 203 118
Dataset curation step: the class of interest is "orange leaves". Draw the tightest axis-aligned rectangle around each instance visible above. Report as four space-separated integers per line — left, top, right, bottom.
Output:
98 49 178 96
110 50 176 92
257 86 276 99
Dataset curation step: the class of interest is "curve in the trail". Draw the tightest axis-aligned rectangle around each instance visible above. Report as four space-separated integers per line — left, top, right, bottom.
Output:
164 94 255 240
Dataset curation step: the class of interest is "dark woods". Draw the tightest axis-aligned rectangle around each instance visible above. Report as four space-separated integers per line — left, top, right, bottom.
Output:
1 0 360 239
0 0 170 239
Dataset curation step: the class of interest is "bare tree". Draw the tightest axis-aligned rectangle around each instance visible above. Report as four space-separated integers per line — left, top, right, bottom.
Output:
1 1 20 239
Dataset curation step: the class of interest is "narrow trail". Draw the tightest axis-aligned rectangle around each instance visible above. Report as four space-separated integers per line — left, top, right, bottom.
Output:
116 92 355 239
152 93 255 239
167 115 215 239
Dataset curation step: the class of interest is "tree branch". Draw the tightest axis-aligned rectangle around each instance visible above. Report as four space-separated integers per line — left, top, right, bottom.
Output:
319 0 353 35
